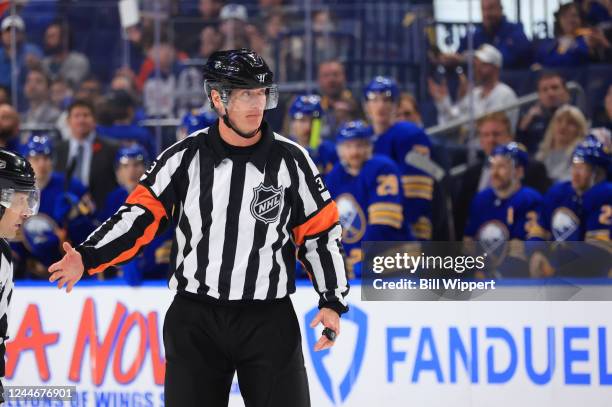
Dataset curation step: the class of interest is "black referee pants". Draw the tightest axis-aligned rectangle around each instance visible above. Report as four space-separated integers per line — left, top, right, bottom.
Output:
163 294 311 407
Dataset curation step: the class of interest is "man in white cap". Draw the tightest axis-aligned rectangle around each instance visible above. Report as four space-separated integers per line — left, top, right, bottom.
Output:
0 15 43 91
428 43 518 131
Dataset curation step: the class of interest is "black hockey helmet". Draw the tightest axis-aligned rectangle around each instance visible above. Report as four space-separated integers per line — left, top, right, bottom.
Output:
203 48 278 111
0 149 39 215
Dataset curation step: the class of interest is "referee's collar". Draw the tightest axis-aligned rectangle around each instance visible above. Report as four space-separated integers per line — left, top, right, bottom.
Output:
207 119 273 173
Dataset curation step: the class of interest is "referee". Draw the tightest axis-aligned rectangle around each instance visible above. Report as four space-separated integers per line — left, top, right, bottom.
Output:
48 49 349 407
0 150 40 402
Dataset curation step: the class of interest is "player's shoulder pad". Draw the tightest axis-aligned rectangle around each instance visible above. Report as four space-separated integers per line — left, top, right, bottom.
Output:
516 186 543 207
583 181 612 206
366 154 400 173
389 121 431 145
545 181 573 200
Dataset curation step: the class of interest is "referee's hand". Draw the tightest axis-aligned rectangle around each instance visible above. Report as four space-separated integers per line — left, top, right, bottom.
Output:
48 242 85 293
310 308 340 352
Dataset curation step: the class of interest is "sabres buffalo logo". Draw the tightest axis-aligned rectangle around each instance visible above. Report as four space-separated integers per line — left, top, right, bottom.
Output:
250 183 284 224
477 220 509 254
336 193 366 244
551 207 580 241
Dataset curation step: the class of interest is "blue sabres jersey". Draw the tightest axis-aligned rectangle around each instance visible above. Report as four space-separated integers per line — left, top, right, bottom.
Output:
326 154 409 277
529 181 612 242
465 186 542 241
39 172 87 220
526 181 611 277
465 186 542 278
372 121 434 240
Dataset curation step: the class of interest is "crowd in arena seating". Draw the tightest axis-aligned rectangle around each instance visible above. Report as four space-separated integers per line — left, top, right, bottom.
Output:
0 0 609 283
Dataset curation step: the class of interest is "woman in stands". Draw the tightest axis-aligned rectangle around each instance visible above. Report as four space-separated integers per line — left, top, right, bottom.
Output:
535 104 589 182
534 2 611 67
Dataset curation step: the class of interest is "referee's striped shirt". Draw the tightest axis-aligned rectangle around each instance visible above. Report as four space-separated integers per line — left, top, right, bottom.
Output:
76 121 349 314
0 239 14 377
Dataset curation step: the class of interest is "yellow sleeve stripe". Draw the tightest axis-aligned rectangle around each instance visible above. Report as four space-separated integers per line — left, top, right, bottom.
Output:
402 175 434 186
585 230 610 241
368 202 403 213
370 210 403 221
370 216 403 229
404 190 433 200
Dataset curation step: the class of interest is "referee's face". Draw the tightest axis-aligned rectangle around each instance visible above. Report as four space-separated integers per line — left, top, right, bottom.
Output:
226 88 267 134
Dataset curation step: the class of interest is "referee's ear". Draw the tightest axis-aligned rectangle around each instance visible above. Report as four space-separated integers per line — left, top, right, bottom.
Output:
211 89 226 116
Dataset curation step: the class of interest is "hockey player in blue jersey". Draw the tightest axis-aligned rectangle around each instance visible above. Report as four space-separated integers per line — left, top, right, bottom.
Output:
464 142 542 278
325 120 408 278
528 135 611 277
288 94 338 175
363 76 434 240
17 135 97 276
99 145 173 285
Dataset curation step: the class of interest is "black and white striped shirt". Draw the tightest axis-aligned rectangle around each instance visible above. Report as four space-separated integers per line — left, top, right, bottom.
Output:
0 239 14 377
76 121 349 314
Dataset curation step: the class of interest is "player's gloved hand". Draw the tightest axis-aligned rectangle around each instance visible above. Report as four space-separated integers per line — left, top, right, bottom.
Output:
48 242 85 293
310 307 340 352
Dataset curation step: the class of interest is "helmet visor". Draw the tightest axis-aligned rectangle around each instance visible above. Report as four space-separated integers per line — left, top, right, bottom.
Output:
0 187 40 216
205 81 279 111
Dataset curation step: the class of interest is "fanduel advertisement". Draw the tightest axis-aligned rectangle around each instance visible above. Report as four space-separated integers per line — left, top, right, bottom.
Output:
4 282 612 406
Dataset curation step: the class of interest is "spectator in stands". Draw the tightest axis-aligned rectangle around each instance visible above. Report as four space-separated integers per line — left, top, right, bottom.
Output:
175 0 225 55
0 15 43 91
219 4 250 50
438 0 532 69
54 99 119 209
0 103 22 151
199 0 225 20
593 83 612 131
535 104 589 182
198 26 224 59
317 59 360 139
41 21 90 88
396 92 423 127
429 44 518 131
142 41 183 118
74 75 102 104
0 85 10 104
535 2 611 67
312 9 349 63
109 73 146 123
21 67 61 127
96 90 154 157
49 78 73 111
517 71 572 153
576 0 612 26
452 112 551 240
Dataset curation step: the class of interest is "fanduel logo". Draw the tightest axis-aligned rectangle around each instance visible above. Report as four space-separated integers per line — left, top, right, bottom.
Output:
305 305 367 405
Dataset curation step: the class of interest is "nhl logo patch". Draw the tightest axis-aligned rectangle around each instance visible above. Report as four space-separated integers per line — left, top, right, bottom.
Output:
250 183 283 224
